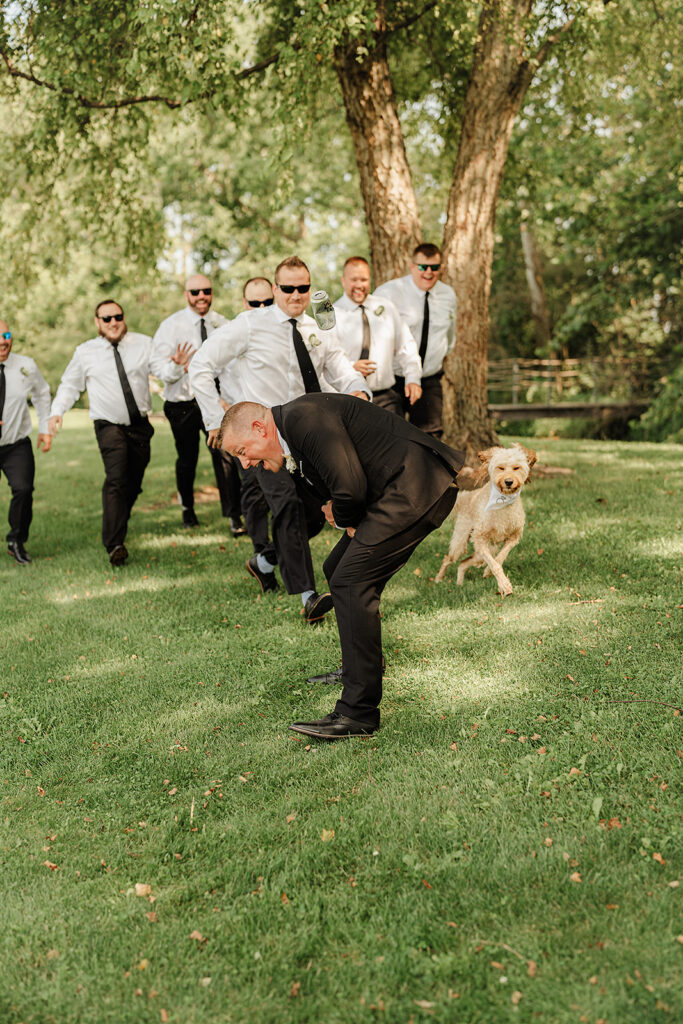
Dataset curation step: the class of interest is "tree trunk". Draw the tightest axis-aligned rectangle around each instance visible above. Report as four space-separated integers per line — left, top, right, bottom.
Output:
441 0 543 454
333 3 421 284
520 220 552 347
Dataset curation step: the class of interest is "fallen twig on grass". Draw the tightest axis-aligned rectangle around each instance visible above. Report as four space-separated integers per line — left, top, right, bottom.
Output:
605 699 681 710
473 939 526 961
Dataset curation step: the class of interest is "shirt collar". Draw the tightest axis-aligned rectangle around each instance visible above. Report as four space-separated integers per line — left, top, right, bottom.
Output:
276 426 291 457
273 305 304 325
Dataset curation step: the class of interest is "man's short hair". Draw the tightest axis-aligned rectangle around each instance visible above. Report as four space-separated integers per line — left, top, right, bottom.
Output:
218 401 268 447
242 276 273 297
412 243 441 260
274 256 309 282
95 299 123 316
342 256 370 271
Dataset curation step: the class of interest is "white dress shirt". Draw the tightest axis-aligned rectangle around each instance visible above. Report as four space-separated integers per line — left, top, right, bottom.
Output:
51 332 183 424
189 304 369 431
374 275 456 378
333 292 421 390
152 307 228 402
0 353 52 446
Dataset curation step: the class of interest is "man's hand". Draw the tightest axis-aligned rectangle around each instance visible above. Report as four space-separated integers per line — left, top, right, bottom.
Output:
351 390 370 401
171 341 195 372
405 382 423 406
207 428 220 449
219 398 231 412
37 433 52 453
353 359 377 378
346 526 356 538
48 415 62 435
322 500 336 527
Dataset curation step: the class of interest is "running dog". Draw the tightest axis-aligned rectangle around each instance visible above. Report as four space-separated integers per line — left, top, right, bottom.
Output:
435 444 537 596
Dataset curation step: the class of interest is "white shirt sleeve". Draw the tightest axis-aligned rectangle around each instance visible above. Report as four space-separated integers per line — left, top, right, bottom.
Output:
188 320 248 430
51 347 87 418
26 359 52 433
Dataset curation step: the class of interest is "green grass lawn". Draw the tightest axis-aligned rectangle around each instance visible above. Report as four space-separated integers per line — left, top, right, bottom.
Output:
1 411 681 1024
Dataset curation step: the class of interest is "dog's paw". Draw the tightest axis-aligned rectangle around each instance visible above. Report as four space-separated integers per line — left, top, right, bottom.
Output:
483 567 492 579
497 577 513 597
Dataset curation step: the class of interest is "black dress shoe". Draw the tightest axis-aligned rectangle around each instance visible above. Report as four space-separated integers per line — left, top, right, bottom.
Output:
246 555 279 593
303 592 334 624
229 517 247 537
289 712 377 740
7 541 31 564
306 656 386 685
109 544 128 566
182 509 200 528
306 667 343 685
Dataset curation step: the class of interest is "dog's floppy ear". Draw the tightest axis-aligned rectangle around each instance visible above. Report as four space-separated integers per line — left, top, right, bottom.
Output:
477 448 496 465
519 444 537 469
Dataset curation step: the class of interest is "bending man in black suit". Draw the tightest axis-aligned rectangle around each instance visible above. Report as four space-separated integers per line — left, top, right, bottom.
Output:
219 393 464 739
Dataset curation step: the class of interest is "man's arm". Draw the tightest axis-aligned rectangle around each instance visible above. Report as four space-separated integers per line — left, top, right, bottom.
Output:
188 321 246 431
286 406 368 528
50 349 86 421
26 359 53 451
319 334 371 399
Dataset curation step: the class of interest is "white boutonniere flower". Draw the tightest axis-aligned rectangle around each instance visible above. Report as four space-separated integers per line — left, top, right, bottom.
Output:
308 333 321 348
285 455 298 474
374 305 384 317
20 365 30 377
210 316 220 329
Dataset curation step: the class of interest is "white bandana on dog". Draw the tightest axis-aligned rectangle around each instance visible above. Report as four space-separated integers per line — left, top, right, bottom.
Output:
485 482 521 512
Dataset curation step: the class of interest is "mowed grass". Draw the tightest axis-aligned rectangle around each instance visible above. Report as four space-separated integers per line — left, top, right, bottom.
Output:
1 410 681 1024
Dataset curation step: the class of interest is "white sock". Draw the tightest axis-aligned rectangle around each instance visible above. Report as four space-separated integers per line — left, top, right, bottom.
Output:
301 590 315 606
256 553 275 574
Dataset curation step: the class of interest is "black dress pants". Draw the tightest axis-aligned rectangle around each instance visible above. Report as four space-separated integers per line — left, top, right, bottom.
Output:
0 437 35 543
371 387 404 417
239 465 271 554
322 486 457 727
164 399 241 518
94 419 153 552
393 372 444 438
253 466 325 595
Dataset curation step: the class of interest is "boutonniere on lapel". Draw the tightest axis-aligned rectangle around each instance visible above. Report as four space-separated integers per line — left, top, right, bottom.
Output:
374 305 384 317
308 333 322 348
210 316 221 329
285 455 298 474
20 365 30 377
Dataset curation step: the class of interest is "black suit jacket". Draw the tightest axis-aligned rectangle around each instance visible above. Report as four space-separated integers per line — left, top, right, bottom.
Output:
272 393 464 545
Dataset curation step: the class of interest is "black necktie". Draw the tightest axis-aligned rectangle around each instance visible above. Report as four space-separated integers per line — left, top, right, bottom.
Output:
359 305 371 361
0 364 5 440
419 292 430 363
112 344 143 424
289 319 321 394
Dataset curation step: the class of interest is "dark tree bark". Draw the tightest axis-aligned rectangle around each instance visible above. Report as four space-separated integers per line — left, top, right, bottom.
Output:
333 2 422 284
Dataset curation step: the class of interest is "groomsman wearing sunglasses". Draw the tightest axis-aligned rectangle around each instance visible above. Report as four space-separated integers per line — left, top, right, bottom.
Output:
0 320 52 564
151 274 246 535
189 256 370 624
375 243 456 439
48 300 192 566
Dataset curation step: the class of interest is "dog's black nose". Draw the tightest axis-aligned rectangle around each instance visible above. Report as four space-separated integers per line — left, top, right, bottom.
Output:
504 478 514 488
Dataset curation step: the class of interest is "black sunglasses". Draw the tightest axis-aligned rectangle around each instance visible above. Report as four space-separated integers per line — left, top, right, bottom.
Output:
98 313 124 323
415 263 441 272
189 288 212 296
276 284 310 294
247 298 274 308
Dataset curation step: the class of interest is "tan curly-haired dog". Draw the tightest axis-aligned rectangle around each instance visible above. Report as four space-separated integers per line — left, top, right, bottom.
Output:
434 444 537 596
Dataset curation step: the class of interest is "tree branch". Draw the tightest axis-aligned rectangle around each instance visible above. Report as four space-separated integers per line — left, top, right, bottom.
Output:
532 17 576 69
1 49 186 108
385 0 438 35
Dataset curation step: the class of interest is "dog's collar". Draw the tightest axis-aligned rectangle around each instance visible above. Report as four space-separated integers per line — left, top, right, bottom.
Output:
484 481 521 512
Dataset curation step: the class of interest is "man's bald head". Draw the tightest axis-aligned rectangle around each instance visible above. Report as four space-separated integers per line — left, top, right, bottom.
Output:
218 402 284 473
184 273 213 315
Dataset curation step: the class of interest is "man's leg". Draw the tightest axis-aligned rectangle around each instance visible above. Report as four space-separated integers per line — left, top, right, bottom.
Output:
208 439 242 520
240 465 271 555
254 466 317 595
123 420 153 515
405 372 444 439
94 421 132 552
372 387 405 418
1 438 35 542
164 400 202 514
324 487 457 726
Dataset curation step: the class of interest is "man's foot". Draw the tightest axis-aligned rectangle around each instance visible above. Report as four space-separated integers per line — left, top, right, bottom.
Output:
303 592 334 624
289 712 377 740
182 509 199 528
306 667 343 685
7 541 31 564
229 516 247 538
246 555 279 594
109 544 128 566
307 656 386 685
